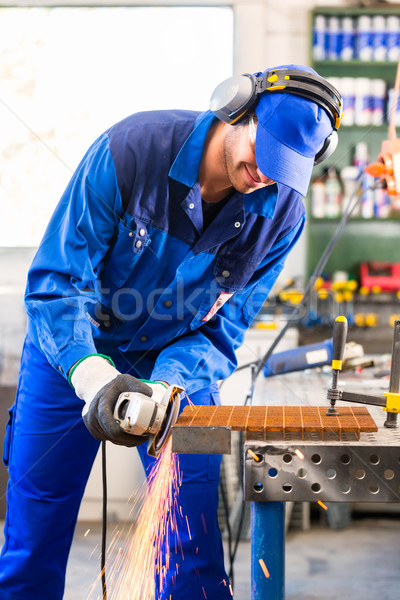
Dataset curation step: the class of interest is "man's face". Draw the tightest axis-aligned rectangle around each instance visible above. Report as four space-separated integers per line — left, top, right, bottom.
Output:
223 118 275 194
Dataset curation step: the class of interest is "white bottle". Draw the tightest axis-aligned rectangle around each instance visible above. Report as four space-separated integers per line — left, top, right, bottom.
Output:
371 79 386 126
356 15 373 61
311 178 326 218
324 168 341 218
372 15 387 61
386 16 400 62
354 142 373 219
340 77 355 126
313 15 327 61
340 166 359 216
354 78 372 126
340 17 355 60
387 89 400 127
328 17 341 60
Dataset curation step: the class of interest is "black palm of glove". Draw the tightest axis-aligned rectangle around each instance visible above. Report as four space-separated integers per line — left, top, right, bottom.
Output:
83 374 153 447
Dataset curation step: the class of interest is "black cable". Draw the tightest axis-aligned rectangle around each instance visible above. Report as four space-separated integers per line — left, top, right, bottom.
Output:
101 441 108 600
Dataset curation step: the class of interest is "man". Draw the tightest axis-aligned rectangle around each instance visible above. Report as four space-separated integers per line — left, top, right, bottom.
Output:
0 64 341 599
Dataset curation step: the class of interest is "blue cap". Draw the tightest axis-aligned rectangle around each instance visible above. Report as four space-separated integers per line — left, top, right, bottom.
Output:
254 64 333 196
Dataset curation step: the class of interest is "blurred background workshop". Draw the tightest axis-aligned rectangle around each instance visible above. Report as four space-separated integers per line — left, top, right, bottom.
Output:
1 1 400 600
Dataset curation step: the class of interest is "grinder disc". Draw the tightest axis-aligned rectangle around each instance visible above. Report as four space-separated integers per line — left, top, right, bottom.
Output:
147 388 181 458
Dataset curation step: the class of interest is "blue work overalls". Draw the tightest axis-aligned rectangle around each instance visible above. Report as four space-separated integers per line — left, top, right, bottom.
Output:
0 109 305 599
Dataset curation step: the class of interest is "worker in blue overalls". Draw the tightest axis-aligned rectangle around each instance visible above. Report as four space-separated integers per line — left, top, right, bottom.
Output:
0 64 341 599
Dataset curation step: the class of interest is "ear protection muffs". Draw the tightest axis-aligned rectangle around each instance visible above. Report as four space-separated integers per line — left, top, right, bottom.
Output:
209 68 342 165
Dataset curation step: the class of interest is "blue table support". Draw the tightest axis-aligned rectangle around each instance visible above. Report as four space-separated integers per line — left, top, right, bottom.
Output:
251 501 285 600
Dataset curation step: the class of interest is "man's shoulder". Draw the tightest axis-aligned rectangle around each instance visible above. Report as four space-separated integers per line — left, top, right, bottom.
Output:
108 109 202 135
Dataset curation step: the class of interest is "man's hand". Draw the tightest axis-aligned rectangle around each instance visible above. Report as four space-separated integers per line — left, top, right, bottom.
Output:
70 356 153 446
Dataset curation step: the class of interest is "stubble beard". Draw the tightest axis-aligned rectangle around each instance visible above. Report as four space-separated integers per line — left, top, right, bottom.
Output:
223 135 252 195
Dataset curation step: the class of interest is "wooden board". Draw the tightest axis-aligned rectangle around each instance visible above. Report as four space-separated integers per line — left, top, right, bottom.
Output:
174 405 378 441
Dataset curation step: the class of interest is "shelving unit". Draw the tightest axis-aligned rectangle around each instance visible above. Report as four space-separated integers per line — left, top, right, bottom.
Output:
307 5 400 278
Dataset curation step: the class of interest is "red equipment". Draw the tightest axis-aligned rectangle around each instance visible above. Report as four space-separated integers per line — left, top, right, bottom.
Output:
359 262 400 292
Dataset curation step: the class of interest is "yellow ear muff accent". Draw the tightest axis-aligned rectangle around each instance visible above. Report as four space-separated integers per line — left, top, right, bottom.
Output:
229 110 249 125
267 74 279 83
266 86 286 91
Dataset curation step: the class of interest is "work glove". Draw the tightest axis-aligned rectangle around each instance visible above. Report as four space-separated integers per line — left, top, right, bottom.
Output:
70 355 153 447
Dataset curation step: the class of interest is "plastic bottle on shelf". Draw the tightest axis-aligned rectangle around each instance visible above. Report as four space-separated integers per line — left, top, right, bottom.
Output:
311 176 326 218
361 174 376 218
386 16 400 62
328 16 341 60
374 186 391 218
324 167 342 218
340 17 355 60
313 15 327 60
340 77 355 126
372 15 387 61
353 142 369 218
387 89 400 127
354 77 372 125
356 15 373 61
371 79 386 126
340 165 359 215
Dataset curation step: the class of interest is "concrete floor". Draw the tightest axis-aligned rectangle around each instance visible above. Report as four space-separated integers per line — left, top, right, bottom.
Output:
57 514 400 599
2 513 400 599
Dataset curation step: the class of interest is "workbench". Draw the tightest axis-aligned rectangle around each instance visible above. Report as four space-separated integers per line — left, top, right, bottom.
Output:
173 363 399 600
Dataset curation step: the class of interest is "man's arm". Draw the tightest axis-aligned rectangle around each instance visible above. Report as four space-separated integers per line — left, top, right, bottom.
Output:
150 215 305 394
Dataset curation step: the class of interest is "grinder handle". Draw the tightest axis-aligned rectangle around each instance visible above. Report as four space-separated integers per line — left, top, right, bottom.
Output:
332 316 348 371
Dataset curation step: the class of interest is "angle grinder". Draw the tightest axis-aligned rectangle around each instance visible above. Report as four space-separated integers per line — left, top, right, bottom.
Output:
113 383 184 457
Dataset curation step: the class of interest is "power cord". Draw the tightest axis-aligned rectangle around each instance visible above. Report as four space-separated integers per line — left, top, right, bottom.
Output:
101 441 108 600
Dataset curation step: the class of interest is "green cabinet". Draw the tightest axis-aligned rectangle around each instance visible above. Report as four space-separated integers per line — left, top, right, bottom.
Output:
307 6 400 278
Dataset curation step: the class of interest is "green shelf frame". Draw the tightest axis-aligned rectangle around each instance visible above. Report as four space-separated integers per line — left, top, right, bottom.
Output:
313 60 398 81
310 6 400 18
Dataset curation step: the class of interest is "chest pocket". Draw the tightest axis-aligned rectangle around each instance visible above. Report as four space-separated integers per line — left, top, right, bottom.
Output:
190 254 259 329
101 216 151 288
213 254 260 291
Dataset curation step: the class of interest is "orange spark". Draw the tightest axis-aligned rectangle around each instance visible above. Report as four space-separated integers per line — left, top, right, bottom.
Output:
202 586 207 599
185 515 192 540
186 393 195 408
196 547 199 554
96 439 182 599
88 543 99 560
318 500 328 511
84 528 91 537
259 558 270 578
229 583 234 596
294 449 305 460
247 449 260 462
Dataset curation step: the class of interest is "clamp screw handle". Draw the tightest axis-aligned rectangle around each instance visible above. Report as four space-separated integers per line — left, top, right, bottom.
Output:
327 316 348 416
332 315 348 370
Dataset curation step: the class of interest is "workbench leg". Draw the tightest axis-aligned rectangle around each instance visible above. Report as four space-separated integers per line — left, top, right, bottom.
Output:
251 501 285 600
